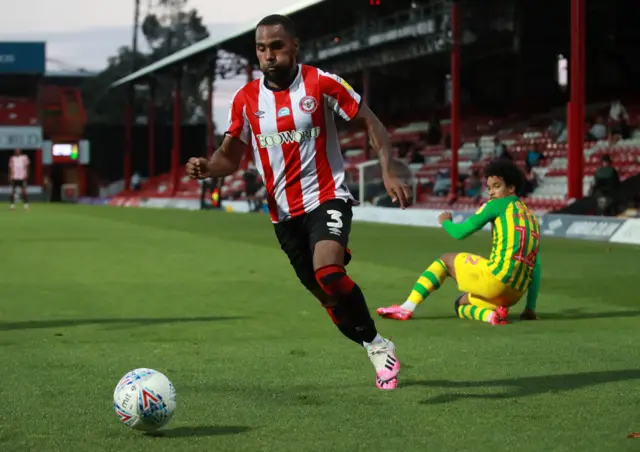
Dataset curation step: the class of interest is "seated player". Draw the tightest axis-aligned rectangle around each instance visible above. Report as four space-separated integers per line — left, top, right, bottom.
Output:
377 160 541 324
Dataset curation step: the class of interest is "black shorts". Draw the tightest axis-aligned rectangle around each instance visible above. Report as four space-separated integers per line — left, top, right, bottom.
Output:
274 199 353 293
11 180 26 189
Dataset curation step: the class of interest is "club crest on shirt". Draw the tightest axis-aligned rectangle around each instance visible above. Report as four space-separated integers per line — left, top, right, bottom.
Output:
277 107 291 118
299 96 318 114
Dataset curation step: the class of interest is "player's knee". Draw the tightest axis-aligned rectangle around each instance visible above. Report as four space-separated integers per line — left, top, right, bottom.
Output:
313 240 346 269
315 264 355 298
440 253 457 274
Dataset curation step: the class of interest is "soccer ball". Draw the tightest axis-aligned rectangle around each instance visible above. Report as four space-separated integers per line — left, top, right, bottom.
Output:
113 368 177 431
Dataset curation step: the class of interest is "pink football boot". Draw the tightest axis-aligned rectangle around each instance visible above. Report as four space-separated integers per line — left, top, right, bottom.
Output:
376 305 413 321
490 306 509 325
365 338 400 390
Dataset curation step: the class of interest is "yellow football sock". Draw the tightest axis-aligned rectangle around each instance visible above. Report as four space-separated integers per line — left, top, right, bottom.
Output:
457 304 493 323
406 259 449 307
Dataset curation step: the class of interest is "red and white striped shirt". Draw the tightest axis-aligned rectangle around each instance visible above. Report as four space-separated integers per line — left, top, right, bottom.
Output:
225 64 361 223
9 154 29 181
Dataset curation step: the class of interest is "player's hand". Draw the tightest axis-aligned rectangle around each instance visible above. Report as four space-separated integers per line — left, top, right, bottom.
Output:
520 308 539 320
438 211 453 224
383 173 413 209
186 157 210 179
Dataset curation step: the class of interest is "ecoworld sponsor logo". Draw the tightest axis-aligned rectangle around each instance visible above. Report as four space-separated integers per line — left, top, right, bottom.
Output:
609 219 640 245
257 127 320 148
539 216 564 236
564 218 624 240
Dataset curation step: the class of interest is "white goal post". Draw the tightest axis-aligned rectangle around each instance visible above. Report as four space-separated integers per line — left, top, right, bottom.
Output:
356 158 417 206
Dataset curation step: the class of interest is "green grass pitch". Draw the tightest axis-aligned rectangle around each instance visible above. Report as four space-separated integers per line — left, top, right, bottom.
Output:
1 205 639 452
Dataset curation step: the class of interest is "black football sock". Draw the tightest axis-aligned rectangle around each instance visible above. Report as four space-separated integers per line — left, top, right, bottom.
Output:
324 304 364 346
315 265 378 344
340 283 378 344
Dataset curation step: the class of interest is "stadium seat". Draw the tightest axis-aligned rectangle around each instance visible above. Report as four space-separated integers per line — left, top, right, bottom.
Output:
0 97 39 125
115 111 640 214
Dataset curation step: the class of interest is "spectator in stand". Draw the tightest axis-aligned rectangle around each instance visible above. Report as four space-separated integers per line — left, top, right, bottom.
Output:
409 147 425 164
426 116 442 145
522 166 538 197
493 137 512 160
496 142 514 161
254 185 267 212
591 154 621 216
463 168 482 200
525 144 545 171
556 125 568 143
548 118 565 138
611 111 631 140
433 168 451 196
243 161 262 212
131 172 142 191
609 99 629 124
397 143 409 160
471 140 482 162
588 115 607 140
200 177 220 210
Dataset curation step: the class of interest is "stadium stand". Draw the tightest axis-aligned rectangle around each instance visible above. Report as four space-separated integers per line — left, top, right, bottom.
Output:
0 97 39 126
120 112 640 213
110 0 640 215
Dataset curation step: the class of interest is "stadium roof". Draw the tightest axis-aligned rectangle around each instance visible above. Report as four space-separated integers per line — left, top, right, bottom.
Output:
111 0 325 88
45 70 97 78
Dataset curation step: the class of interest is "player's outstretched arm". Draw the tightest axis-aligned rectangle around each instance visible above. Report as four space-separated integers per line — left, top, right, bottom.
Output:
186 135 247 179
356 103 413 208
439 205 496 240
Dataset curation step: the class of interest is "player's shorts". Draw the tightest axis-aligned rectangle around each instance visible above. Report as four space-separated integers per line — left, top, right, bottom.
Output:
11 179 26 189
454 252 524 310
274 198 353 293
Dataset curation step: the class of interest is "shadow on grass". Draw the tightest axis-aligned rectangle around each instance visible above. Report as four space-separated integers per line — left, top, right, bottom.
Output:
539 309 640 321
409 309 640 322
403 369 640 405
145 425 252 438
0 316 246 332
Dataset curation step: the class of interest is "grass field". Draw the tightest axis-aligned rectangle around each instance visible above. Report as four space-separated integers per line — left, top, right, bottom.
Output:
1 204 639 452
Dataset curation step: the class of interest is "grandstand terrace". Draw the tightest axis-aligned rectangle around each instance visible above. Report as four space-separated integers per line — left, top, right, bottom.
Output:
110 0 640 215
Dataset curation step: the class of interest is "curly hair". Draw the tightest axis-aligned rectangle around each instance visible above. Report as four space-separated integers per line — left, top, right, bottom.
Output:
483 160 525 194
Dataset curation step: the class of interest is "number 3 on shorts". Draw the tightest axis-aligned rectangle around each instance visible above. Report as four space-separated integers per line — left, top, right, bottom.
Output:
326 209 343 236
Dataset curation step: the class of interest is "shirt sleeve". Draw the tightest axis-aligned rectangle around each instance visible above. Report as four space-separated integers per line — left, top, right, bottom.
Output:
318 70 362 121
441 200 501 240
224 88 251 145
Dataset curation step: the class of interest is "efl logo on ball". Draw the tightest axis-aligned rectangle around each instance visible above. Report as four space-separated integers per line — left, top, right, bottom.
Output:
113 368 177 432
